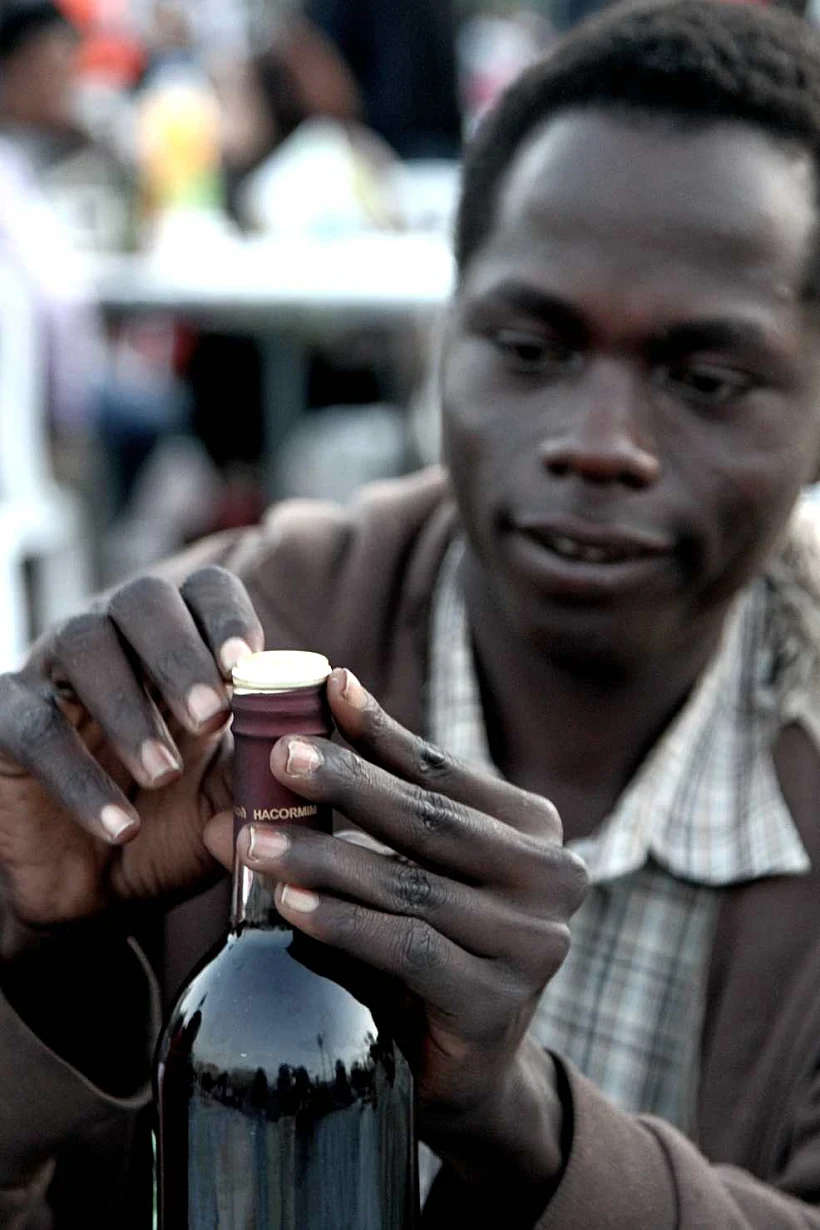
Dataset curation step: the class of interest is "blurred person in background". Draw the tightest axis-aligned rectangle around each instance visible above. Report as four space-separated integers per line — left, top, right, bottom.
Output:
215 6 363 198
176 4 367 535
455 2 553 141
0 0 80 141
0 0 104 438
182 0 431 533
0 0 208 580
304 0 462 159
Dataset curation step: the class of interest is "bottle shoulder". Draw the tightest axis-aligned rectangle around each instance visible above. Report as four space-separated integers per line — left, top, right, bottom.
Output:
162 927 381 1079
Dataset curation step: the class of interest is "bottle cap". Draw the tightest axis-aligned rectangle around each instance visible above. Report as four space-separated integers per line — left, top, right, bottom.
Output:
231 650 332 694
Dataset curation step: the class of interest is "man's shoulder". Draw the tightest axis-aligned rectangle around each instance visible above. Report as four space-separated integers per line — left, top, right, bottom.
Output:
260 465 452 554
766 495 820 673
226 466 457 655
246 466 453 586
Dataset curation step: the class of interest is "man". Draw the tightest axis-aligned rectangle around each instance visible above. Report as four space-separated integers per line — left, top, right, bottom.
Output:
0 0 104 436
0 1 80 136
303 0 462 159
3 0 820 1225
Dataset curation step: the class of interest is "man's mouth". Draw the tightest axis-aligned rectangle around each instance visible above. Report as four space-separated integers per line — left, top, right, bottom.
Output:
506 521 674 598
539 533 657 564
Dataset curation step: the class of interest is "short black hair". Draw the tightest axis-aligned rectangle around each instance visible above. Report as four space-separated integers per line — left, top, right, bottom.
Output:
0 1 74 62
456 0 820 290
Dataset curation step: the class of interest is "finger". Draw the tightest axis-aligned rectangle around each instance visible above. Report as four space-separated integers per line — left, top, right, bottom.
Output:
48 611 184 790
274 882 492 1025
0 673 139 843
237 823 570 964
269 736 561 892
178 566 264 679
326 669 561 842
203 809 234 871
108 575 231 735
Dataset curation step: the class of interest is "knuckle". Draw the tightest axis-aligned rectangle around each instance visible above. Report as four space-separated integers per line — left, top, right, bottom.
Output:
361 697 390 739
561 850 590 912
400 919 443 972
390 862 435 913
355 699 399 758
0 673 63 757
411 787 460 841
533 846 590 915
517 789 563 840
494 912 569 990
515 916 573 985
335 745 371 791
480 959 531 1011
518 843 588 915
335 900 372 946
538 796 563 840
541 920 572 971
14 691 64 751
61 760 107 805
416 740 452 780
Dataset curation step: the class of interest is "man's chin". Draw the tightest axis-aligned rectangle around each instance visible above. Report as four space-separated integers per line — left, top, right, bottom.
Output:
518 608 675 683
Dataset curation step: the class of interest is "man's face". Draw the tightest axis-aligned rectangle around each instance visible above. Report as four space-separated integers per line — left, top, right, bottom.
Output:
1 24 79 131
442 110 820 669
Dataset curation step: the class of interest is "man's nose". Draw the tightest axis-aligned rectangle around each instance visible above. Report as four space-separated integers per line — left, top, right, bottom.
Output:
538 362 660 488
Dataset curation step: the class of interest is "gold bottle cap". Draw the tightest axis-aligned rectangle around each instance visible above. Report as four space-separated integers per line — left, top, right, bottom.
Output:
232 650 332 694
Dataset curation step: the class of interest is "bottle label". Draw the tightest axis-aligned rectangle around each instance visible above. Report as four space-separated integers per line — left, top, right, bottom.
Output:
234 804 319 823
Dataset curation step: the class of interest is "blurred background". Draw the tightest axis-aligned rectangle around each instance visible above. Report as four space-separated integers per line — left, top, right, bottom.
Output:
0 0 810 669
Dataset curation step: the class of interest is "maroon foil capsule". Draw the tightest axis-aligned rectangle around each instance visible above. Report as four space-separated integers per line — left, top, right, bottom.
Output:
230 650 333 925
230 652 333 837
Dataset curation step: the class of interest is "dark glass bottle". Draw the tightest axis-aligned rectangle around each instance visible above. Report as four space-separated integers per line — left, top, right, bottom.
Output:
154 651 418 1229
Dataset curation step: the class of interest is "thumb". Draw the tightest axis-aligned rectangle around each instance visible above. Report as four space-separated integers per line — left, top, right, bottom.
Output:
203 810 234 871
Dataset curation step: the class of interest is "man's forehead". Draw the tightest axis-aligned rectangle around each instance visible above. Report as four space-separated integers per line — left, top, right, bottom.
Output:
493 108 817 282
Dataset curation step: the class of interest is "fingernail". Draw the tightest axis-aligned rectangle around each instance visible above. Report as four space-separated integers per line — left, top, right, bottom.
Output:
280 885 319 914
341 668 367 710
187 683 227 727
247 827 290 862
285 739 322 776
141 739 180 784
220 637 253 675
101 804 136 841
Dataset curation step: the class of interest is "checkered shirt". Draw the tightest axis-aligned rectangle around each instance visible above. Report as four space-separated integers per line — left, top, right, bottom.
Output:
426 532 816 1133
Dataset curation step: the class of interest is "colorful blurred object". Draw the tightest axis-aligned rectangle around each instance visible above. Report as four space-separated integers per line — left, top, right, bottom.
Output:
136 63 223 218
59 0 144 86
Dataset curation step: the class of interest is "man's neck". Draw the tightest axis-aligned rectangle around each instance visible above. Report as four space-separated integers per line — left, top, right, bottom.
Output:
462 559 726 843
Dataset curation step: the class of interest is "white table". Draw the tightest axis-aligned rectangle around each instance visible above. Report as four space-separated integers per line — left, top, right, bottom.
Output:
91 231 455 325
90 231 455 491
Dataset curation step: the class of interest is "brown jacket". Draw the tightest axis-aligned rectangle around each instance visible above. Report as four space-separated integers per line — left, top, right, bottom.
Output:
3 466 820 1228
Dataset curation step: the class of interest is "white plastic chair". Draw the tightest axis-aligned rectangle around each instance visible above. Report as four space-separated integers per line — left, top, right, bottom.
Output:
0 260 92 671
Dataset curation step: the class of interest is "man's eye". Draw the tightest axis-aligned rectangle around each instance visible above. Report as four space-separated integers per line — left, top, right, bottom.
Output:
491 329 577 373
656 363 755 407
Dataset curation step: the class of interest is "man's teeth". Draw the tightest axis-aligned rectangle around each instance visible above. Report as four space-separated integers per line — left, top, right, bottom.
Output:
546 535 639 563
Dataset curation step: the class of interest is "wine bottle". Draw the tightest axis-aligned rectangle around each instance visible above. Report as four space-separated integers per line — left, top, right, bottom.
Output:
154 650 418 1228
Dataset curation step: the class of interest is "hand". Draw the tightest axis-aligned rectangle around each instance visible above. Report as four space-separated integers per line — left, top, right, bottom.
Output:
206 668 588 1203
0 566 263 938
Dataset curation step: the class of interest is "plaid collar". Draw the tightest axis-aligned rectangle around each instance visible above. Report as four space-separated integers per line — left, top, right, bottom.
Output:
428 534 813 887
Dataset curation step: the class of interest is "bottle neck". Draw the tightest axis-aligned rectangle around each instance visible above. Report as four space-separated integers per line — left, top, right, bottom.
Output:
231 857 285 930
230 680 332 931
